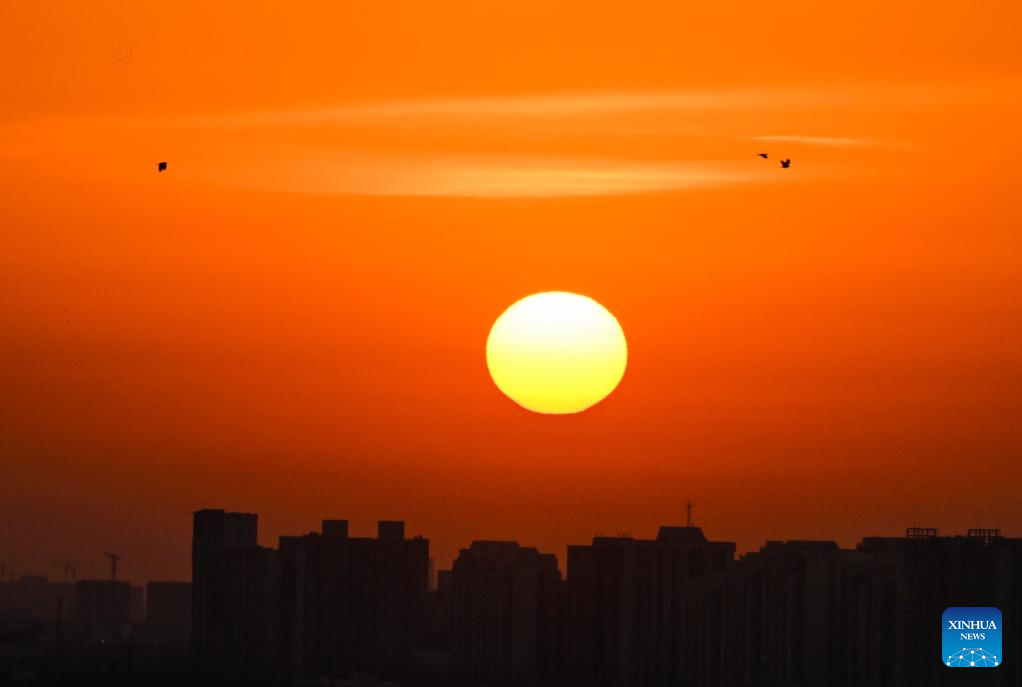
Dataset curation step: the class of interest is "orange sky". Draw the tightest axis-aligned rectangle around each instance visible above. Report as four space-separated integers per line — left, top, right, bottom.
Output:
2 1 1021 584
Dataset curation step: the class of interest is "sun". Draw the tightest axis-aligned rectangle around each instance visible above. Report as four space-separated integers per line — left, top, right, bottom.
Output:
486 292 627 414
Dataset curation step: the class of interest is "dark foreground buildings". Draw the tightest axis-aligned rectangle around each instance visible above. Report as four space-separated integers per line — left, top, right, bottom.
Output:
146 580 192 645
451 540 562 685
189 512 1021 687
75 579 132 639
191 508 259 661
566 526 735 687
695 529 1021 687
190 510 429 681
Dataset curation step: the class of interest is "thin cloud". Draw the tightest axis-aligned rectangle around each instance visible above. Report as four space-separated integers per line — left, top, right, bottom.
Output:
180 91 766 128
219 154 771 198
176 84 964 129
330 91 759 120
751 135 877 147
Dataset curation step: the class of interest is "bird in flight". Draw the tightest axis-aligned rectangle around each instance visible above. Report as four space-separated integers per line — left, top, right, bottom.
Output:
780 159 792 168
757 153 769 158
157 161 168 172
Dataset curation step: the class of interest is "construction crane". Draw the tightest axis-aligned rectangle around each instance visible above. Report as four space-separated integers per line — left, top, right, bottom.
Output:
102 552 121 581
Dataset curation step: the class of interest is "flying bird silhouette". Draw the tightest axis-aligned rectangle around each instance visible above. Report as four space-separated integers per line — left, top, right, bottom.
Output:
757 153 769 158
780 159 791 168
157 161 167 172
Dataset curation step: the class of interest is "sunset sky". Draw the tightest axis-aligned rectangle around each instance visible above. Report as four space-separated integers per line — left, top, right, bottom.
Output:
2 1 1021 584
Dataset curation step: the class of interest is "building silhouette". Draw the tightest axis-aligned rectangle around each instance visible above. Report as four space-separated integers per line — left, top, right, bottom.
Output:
853 529 1021 687
276 519 428 679
417 568 455 680
566 526 735 687
0 575 73 626
713 540 849 686
224 544 282 666
275 519 427 678
190 508 258 661
191 513 428 681
186 511 1020 687
691 528 1021 687
75 579 131 639
450 540 562 685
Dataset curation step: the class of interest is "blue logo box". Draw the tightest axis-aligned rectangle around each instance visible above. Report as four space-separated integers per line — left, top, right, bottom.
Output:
943 607 1002 667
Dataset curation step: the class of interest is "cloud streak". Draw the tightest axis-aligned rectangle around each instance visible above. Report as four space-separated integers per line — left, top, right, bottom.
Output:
220 154 770 198
180 91 767 129
751 134 877 147
174 83 964 130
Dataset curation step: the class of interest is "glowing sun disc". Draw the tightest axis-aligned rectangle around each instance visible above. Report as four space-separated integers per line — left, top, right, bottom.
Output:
486 292 627 414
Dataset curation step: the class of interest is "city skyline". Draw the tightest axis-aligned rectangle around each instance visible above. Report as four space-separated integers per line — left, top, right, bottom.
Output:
0 508 1016 587
4 2 1022 589
178 510 1022 685
2 510 1017 685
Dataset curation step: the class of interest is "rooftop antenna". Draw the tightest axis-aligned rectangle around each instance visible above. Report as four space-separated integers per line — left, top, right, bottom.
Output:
686 500 693 528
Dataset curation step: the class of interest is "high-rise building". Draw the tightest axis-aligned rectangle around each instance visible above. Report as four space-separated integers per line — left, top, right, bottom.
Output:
566 526 734 687
715 540 851 687
184 508 1021 686
224 545 282 666
277 519 429 680
685 528 1022 687
190 508 258 661
451 541 562 686
855 529 1021 687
